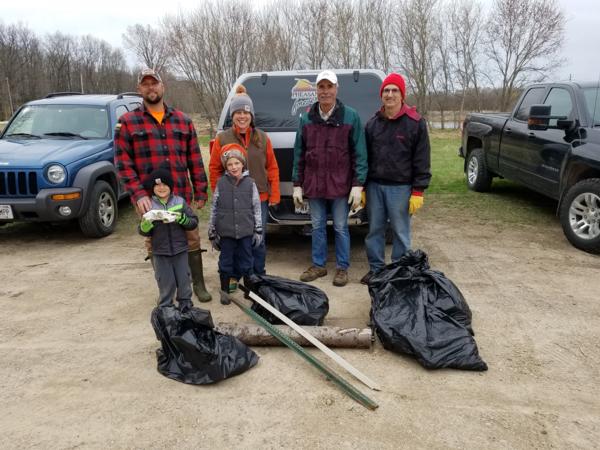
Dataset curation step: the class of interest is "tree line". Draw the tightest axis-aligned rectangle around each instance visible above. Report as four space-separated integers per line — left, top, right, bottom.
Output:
1 0 565 129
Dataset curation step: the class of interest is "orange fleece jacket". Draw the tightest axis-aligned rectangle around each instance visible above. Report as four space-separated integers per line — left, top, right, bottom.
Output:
209 126 280 204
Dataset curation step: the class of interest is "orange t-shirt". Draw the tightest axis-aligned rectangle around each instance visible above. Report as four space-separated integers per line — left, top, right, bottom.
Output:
150 110 164 124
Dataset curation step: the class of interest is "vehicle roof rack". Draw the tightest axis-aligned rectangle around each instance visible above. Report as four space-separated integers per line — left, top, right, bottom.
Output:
44 92 84 98
116 92 142 99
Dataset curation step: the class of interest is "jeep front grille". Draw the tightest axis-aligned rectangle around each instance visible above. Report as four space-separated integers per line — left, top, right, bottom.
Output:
0 171 39 196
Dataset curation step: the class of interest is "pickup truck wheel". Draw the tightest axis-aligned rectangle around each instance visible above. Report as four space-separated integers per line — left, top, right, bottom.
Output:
559 178 600 254
466 148 493 192
78 180 117 238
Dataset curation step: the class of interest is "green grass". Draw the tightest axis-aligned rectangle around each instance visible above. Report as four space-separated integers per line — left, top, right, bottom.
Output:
426 129 557 226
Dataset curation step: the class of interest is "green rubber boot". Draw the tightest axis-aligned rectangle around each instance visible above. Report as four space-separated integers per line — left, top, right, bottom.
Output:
188 249 212 302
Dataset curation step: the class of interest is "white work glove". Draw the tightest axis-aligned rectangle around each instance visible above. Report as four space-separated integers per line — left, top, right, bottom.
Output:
348 186 363 211
293 186 304 208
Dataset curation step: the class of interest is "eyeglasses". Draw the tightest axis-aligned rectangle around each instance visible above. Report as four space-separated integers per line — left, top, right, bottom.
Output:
382 88 401 95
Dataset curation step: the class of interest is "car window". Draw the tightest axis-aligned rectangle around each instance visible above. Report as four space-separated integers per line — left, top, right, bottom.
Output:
514 87 546 121
3 104 110 139
544 88 573 126
582 87 600 126
115 105 129 120
224 73 383 131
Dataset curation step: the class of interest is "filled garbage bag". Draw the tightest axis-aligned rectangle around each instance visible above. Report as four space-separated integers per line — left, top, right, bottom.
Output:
369 250 487 371
244 274 329 326
151 305 259 384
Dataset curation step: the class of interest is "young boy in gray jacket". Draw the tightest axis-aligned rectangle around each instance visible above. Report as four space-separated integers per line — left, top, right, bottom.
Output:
208 145 263 305
139 165 199 311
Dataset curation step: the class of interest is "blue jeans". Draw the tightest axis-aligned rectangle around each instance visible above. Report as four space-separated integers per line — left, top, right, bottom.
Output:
309 197 350 270
365 182 412 272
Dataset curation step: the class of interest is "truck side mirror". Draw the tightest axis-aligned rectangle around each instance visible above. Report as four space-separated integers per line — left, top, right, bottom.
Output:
528 105 551 130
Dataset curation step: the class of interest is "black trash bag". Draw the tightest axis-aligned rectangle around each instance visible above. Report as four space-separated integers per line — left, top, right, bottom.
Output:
151 305 259 384
369 250 487 371
244 274 329 326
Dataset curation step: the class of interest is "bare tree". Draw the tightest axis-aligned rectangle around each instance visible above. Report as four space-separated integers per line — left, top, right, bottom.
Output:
297 0 330 69
44 32 78 92
0 23 44 117
326 0 356 68
448 0 485 114
430 13 454 128
122 24 170 73
162 0 258 130
394 0 439 115
254 1 302 71
485 0 565 111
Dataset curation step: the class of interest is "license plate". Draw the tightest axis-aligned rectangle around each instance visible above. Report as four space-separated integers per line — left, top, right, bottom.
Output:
0 204 13 220
295 203 310 215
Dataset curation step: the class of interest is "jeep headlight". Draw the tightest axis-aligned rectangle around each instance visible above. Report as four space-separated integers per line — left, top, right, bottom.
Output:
46 164 66 184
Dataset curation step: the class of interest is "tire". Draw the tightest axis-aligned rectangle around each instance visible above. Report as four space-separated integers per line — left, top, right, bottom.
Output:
466 148 493 192
78 180 118 238
559 178 600 254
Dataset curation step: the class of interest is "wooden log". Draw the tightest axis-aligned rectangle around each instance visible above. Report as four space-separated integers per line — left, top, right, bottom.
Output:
215 322 372 349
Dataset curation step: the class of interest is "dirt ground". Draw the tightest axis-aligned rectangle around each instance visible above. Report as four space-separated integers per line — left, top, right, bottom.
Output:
1 196 599 449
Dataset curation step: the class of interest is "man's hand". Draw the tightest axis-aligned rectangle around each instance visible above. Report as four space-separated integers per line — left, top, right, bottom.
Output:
192 199 206 210
348 186 363 210
293 187 304 208
408 193 424 215
136 196 152 215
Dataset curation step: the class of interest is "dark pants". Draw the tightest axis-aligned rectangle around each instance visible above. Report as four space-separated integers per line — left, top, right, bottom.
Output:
219 236 253 281
153 252 193 307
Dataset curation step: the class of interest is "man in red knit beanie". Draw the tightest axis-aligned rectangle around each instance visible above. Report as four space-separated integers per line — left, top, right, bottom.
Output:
360 73 431 285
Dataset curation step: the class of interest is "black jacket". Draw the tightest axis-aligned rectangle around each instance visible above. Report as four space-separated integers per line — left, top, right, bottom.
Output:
139 195 198 256
365 105 431 190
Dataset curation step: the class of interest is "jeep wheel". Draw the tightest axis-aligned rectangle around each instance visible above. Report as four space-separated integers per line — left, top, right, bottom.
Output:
559 178 600 254
466 148 493 192
79 180 117 238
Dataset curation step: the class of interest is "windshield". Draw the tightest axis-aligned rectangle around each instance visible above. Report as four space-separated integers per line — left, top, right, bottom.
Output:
224 73 383 131
582 87 600 126
3 104 110 139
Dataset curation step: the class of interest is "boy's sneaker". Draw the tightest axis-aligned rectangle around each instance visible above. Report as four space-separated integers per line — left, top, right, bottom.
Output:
300 265 327 282
332 269 349 287
220 290 232 305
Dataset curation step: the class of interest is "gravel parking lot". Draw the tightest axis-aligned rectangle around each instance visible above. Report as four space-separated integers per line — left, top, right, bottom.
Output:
1 197 599 449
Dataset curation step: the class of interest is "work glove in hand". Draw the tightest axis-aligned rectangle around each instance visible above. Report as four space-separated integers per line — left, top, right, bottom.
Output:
408 193 424 215
208 227 221 251
348 186 363 210
252 230 263 248
140 218 154 233
292 186 304 208
176 212 190 226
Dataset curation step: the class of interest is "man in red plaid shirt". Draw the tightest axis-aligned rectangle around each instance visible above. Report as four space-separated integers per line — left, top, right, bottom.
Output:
115 68 212 302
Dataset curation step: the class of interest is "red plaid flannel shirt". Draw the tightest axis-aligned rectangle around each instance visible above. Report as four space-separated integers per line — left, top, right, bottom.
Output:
114 104 208 205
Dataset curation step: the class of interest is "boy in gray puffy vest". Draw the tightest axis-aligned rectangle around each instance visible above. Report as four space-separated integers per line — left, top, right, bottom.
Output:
139 165 199 311
208 144 263 305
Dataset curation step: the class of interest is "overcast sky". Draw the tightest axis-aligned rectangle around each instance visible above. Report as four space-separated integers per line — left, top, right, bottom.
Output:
3 0 600 82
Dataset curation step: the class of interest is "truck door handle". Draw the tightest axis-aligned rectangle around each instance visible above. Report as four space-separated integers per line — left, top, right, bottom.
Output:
505 127 512 135
528 132 536 139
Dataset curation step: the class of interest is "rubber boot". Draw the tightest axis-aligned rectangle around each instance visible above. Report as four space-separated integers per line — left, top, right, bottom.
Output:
220 276 231 305
188 250 212 302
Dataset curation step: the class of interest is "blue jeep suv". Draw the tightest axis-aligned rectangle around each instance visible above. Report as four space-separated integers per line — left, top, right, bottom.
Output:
0 92 141 237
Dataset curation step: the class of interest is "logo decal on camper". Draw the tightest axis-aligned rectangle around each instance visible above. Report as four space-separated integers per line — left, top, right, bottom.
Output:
291 78 317 115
